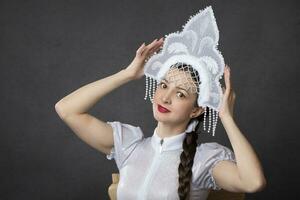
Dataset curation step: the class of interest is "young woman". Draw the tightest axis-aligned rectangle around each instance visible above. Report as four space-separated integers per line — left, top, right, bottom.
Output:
55 38 266 200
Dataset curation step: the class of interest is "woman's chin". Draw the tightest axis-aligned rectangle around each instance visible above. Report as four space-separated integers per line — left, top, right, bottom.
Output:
153 112 173 123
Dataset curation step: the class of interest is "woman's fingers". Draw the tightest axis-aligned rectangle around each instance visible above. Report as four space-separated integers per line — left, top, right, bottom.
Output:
224 65 231 94
152 38 164 52
144 39 158 54
136 38 164 62
154 37 164 49
147 39 164 58
224 64 236 100
143 38 164 55
136 43 146 55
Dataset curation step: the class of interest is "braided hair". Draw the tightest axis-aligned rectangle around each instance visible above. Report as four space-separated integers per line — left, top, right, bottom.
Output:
173 63 205 200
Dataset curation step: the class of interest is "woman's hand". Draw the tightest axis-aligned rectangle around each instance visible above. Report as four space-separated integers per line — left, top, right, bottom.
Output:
219 64 236 119
124 37 164 80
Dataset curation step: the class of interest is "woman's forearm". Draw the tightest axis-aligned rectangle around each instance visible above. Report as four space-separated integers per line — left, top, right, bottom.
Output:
55 69 133 118
220 115 267 190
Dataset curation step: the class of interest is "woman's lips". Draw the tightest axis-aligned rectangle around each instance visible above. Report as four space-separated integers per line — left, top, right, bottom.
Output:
158 104 170 113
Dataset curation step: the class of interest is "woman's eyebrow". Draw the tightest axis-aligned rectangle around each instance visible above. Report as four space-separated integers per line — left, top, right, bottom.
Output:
162 78 190 93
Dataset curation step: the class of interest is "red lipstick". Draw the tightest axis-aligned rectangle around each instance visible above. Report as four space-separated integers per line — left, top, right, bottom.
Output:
158 104 170 113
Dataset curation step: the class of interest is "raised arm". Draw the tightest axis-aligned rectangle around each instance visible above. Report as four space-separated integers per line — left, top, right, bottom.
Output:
211 65 267 193
54 38 164 155
54 69 134 155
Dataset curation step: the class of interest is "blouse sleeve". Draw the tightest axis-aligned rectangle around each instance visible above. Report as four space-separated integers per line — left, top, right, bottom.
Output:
106 121 144 170
192 142 237 190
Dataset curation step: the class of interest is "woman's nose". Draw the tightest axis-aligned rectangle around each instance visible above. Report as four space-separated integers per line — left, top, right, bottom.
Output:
162 97 170 103
162 91 172 104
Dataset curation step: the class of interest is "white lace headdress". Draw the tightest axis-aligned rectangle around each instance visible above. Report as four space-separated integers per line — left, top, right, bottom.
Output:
143 6 225 136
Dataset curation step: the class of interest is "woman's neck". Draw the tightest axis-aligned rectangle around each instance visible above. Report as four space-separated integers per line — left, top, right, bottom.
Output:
156 121 188 138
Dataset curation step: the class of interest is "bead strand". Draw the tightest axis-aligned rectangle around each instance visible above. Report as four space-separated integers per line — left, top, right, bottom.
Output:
207 107 212 133
212 109 215 135
149 78 153 103
144 76 149 100
212 111 219 136
203 107 207 131
152 79 156 104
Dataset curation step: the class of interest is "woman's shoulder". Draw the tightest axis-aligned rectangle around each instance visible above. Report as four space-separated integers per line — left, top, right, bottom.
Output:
197 142 229 151
194 142 236 163
106 121 145 146
192 142 236 190
107 120 144 135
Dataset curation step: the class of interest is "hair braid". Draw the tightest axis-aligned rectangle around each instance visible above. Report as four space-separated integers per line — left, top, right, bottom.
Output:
175 62 204 199
177 115 204 200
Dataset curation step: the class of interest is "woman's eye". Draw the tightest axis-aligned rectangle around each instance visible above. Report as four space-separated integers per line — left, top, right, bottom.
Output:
177 92 185 98
160 83 167 88
160 83 185 98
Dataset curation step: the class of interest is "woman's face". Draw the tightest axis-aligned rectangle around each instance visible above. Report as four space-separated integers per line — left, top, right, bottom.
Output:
152 67 203 126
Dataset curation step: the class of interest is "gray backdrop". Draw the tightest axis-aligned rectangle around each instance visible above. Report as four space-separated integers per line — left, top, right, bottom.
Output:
1 0 299 199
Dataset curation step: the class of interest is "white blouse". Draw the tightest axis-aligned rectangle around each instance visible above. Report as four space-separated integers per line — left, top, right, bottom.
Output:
106 121 236 200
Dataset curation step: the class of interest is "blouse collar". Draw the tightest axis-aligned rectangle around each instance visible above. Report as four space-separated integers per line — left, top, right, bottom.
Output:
151 127 186 153
151 120 199 153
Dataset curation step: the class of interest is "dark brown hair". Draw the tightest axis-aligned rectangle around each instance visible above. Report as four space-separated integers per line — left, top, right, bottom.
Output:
172 63 205 200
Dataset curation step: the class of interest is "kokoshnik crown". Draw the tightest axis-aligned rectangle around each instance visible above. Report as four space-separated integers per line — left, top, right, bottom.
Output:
143 6 225 136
